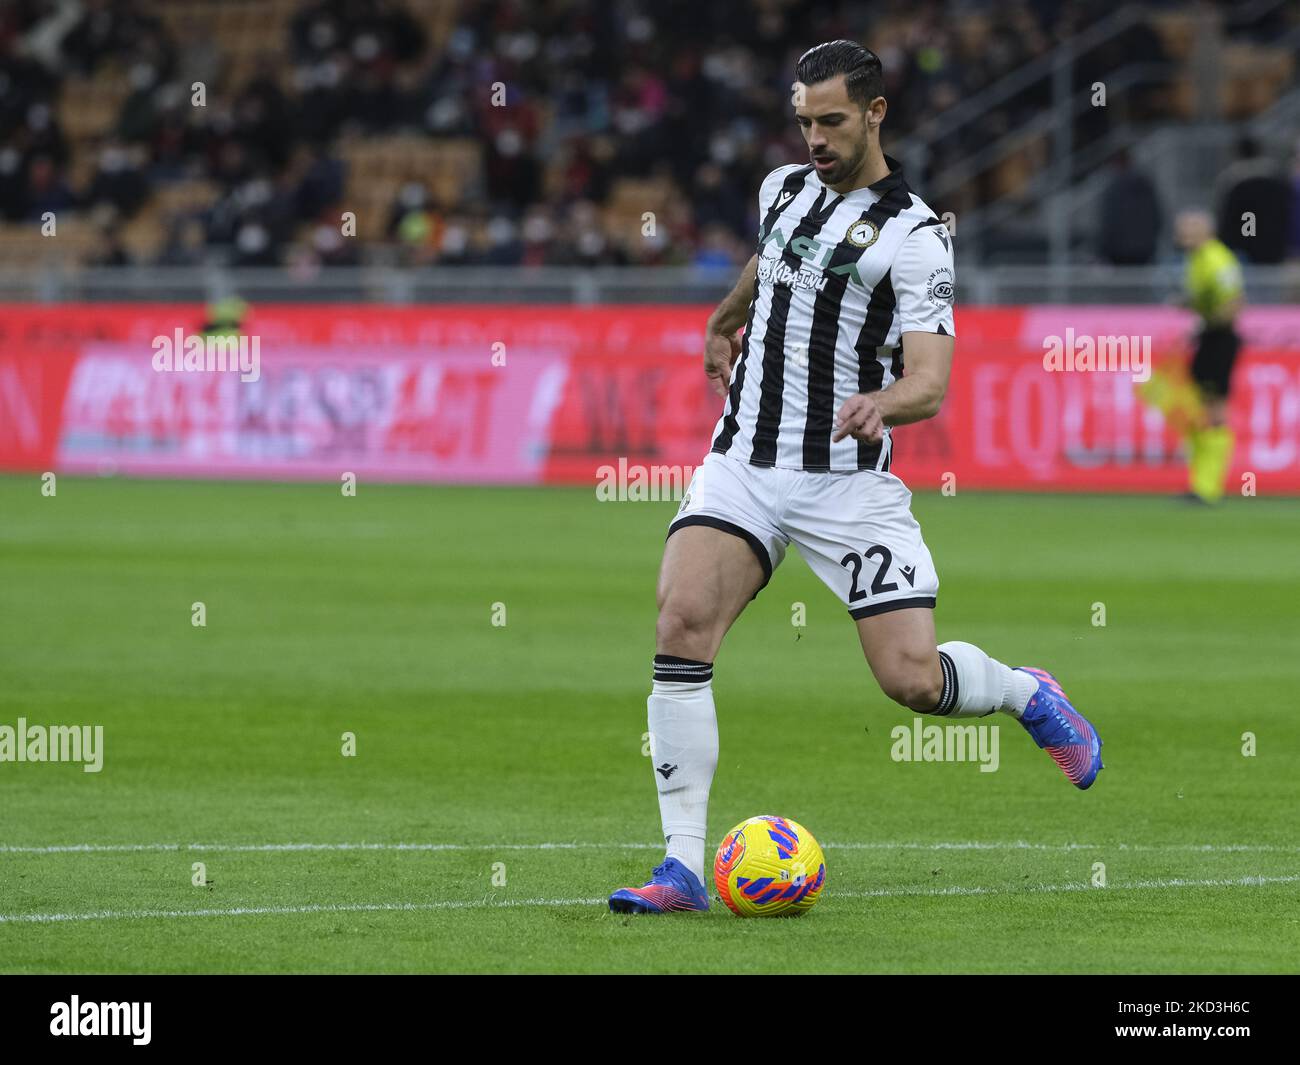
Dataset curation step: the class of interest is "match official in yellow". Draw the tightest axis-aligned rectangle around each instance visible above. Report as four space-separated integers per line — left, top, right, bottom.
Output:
1174 209 1243 503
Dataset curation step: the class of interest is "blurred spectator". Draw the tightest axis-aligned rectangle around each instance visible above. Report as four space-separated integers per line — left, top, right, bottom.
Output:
306 219 361 267
694 223 748 271
1097 150 1162 265
116 59 163 143
1216 137 1290 265
84 140 149 218
0 146 26 221
24 153 75 220
88 221 131 267
155 215 208 267
295 147 346 220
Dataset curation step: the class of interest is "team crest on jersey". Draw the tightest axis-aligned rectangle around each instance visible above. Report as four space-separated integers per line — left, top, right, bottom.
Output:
844 219 879 249
927 266 955 304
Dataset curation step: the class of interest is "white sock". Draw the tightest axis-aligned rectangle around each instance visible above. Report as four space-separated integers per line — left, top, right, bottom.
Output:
935 641 1037 718
648 656 717 885
665 834 707 883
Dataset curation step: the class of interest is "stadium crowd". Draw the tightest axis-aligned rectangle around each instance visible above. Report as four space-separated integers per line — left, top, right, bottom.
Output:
0 0 1297 269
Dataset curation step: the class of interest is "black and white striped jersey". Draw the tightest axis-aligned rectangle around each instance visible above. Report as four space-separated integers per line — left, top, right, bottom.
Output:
709 155 955 473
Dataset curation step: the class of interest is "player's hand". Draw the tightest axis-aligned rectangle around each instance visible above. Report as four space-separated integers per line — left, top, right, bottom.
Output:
832 392 884 443
704 330 743 397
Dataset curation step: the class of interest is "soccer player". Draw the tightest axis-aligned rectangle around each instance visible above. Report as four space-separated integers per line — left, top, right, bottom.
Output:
608 41 1104 915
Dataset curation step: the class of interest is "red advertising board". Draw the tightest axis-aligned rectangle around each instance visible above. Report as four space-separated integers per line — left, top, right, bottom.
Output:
1 304 1298 492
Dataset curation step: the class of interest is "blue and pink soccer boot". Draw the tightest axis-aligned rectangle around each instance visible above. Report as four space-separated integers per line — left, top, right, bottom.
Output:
608 857 709 914
1016 667 1104 790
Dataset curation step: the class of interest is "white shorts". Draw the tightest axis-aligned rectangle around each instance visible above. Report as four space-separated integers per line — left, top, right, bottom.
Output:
669 451 939 618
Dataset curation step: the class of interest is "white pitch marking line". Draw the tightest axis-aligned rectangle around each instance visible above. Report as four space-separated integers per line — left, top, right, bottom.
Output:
826 841 1300 853
837 873 1300 899
0 842 656 854
0 898 604 924
1 840 1299 855
2 874 1298 925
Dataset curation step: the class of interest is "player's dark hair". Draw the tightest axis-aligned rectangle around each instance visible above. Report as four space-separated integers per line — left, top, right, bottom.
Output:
795 40 883 109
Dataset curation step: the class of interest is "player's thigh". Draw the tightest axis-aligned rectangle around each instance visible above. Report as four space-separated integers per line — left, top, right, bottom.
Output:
656 524 765 659
785 469 941 703
654 452 788 659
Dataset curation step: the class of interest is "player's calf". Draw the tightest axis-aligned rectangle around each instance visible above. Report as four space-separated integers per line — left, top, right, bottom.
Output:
874 654 944 712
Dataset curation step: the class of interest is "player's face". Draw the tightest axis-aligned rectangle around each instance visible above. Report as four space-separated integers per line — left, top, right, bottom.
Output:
793 76 877 187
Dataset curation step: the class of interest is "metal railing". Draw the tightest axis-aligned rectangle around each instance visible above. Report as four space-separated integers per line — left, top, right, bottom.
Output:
899 0 1299 267
1 263 1297 306
900 6 1155 174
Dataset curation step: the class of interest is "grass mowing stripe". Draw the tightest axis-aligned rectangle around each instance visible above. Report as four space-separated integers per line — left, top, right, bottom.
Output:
4 874 1298 925
3 841 1298 854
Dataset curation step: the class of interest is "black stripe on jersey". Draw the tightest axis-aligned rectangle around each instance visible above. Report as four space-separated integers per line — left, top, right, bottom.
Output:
801 210 873 470
854 268 893 471
757 166 815 241
802 183 914 470
712 166 812 457
750 186 843 466
880 344 903 472
848 182 914 470
710 273 758 456
910 215 952 255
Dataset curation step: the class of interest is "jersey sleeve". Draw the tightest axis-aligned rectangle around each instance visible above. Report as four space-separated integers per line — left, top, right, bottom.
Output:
755 164 805 239
893 222 956 336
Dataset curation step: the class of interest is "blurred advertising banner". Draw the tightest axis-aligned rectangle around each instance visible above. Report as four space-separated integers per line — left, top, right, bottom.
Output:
1 304 1298 491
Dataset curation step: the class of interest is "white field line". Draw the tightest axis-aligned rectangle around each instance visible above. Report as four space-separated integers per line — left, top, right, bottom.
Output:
1 840 1299 855
2 874 1298 925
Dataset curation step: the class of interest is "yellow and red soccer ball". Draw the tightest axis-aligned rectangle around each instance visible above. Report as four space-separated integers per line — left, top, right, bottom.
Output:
714 815 826 917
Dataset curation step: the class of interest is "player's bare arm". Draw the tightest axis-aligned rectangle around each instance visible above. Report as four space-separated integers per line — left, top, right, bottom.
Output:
832 331 954 443
704 254 758 397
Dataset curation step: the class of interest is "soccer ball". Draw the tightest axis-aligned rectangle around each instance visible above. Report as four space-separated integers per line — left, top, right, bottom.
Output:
714 815 826 917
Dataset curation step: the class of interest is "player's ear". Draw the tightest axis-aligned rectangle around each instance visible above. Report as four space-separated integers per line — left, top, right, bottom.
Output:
867 95 887 129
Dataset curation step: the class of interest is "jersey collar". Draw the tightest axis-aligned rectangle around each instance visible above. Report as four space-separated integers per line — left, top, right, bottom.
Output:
830 153 906 199
865 154 906 193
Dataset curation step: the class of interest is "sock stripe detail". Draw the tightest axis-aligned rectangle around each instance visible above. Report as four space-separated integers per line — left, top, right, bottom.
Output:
933 651 959 716
653 654 713 683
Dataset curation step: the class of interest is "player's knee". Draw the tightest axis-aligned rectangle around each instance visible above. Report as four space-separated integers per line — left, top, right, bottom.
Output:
656 595 719 658
878 661 943 713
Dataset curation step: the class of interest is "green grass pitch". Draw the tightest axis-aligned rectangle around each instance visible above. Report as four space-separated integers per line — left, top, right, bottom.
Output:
1 474 1297 973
